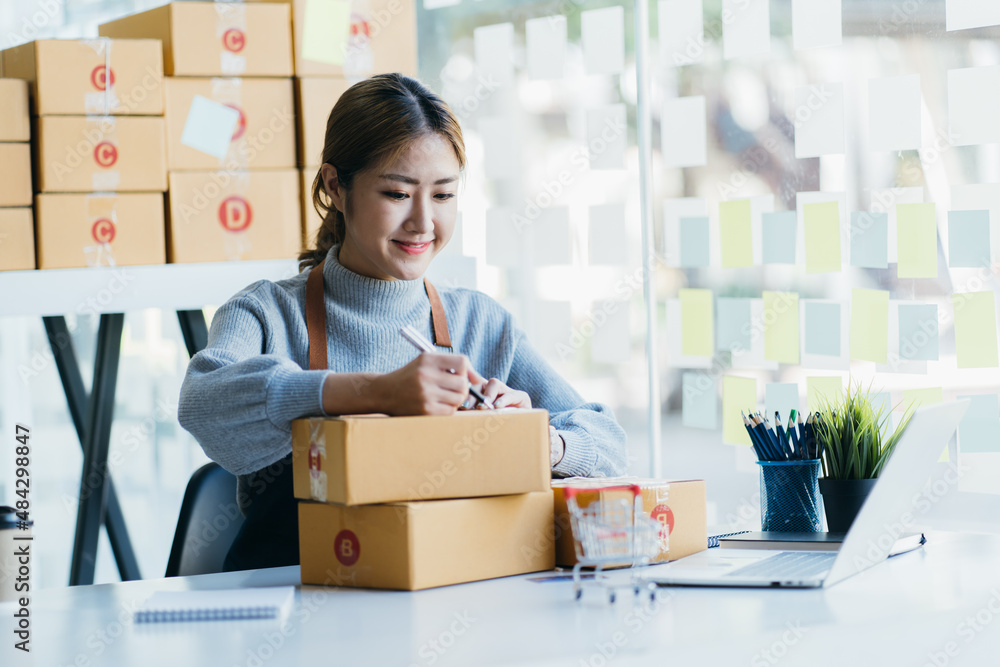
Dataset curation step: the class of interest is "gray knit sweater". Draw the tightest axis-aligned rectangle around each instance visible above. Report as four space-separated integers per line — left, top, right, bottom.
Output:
177 245 628 478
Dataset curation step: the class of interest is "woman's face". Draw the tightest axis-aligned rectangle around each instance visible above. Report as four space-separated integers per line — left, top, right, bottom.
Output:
329 133 460 282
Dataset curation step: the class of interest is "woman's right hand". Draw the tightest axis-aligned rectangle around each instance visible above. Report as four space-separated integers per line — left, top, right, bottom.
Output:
377 353 485 416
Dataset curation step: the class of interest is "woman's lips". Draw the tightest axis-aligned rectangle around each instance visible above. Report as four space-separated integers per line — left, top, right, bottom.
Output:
392 240 432 255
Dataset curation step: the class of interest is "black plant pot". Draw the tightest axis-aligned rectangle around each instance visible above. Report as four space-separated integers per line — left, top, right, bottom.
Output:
818 478 878 532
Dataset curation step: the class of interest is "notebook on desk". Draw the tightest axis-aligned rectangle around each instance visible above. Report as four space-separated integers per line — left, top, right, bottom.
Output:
134 586 295 623
643 400 968 589
718 531 926 556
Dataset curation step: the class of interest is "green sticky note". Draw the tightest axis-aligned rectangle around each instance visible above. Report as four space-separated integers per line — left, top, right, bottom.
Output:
302 0 353 66
804 201 841 273
763 291 799 364
680 288 714 357
719 200 753 268
896 203 938 278
722 375 756 445
807 376 842 412
850 288 889 363
953 291 1000 368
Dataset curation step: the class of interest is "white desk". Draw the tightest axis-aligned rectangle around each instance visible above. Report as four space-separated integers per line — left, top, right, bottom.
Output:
8 531 1000 666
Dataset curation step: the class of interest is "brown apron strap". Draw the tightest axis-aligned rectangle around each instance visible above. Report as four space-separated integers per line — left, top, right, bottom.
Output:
306 259 328 371
423 278 451 348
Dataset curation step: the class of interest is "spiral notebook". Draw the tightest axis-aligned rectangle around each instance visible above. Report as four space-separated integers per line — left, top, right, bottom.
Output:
134 586 295 623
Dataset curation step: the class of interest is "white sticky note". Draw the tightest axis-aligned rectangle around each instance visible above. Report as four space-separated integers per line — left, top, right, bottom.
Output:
302 0 351 66
662 96 706 168
526 16 567 80
722 0 770 60
534 207 572 265
181 95 240 159
589 203 629 265
587 105 627 170
479 116 517 180
946 1 1000 31
591 302 630 364
870 186 923 263
424 254 477 290
794 82 845 158
765 383 800 423
582 6 625 75
952 183 1000 264
662 197 708 266
659 0 703 66
869 74 921 152
485 207 520 267
731 298 778 371
424 0 460 9
792 0 841 50
532 301 573 360
948 66 1000 146
474 23 515 87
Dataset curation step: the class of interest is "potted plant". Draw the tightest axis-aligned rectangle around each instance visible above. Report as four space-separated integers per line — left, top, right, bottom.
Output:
814 382 913 532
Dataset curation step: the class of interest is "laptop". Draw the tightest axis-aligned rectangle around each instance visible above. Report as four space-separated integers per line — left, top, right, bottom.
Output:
644 399 969 589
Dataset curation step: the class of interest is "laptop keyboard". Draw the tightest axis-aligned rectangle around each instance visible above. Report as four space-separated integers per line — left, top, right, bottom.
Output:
725 551 837 580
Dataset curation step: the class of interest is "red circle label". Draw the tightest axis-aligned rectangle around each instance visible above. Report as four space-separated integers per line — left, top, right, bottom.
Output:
651 504 675 537
225 104 247 140
91 218 116 244
94 142 118 168
222 28 246 53
308 443 321 472
334 530 360 567
218 196 252 231
90 66 115 91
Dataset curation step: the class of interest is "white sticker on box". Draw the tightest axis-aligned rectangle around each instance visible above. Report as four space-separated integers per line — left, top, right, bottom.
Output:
92 171 121 191
308 419 328 502
181 95 241 159
216 3 248 75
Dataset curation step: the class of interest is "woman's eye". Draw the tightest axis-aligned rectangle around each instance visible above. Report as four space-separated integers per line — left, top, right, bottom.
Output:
435 193 456 201
384 191 407 200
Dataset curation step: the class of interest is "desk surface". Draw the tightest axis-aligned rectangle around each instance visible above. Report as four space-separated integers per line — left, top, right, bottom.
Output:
7 531 1000 666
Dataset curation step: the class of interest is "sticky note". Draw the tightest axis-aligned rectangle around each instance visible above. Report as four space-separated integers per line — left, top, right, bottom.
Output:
716 297 752 354
591 302 630 364
807 376 842 413
804 301 841 356
898 304 939 361
679 216 710 267
804 201 841 273
680 288 714 357
902 387 948 458
766 383 799 423
533 207 571 265
663 198 707 265
722 376 756 445
659 0 704 66
526 16 567 80
479 116 517 180
587 105 626 170
683 372 718 429
485 207 519 267
722 0 770 60
762 211 796 264
868 74 921 152
947 1 1000 31
948 210 991 268
794 82 845 158
952 184 1000 263
948 66 1000 146
896 203 938 279
474 23 515 87
763 291 800 364
953 291 1000 368
850 288 889 363
667 300 712 368
957 394 1000 453
181 95 240 159
871 186 923 264
582 6 625 75
425 253 477 290
792 0 841 50
732 299 778 370
532 301 572 360
662 96 707 168
719 200 753 268
850 212 888 268
589 203 629 265
301 0 351 65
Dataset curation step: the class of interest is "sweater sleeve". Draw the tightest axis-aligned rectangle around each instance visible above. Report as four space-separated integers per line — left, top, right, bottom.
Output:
504 328 628 478
177 290 330 476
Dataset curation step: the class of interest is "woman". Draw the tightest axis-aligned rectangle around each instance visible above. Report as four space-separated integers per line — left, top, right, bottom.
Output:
178 73 627 571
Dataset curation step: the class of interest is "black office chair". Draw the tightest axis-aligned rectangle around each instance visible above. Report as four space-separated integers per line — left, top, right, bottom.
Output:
165 462 245 577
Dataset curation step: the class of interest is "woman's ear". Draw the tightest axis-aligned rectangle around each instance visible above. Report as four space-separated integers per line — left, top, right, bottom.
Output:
321 164 345 214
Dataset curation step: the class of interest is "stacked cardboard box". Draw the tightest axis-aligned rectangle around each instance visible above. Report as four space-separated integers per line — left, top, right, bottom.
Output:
0 78 34 271
292 409 556 590
100 2 301 263
1 39 167 270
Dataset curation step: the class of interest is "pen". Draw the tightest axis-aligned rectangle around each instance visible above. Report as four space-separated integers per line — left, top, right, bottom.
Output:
399 325 495 409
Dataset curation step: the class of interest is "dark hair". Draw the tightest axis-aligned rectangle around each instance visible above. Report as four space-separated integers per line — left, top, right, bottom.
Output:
298 73 466 270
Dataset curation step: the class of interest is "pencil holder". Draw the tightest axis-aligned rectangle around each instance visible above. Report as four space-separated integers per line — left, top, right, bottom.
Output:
757 460 822 532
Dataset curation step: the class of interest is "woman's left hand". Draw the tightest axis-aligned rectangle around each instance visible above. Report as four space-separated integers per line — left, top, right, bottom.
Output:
475 378 532 409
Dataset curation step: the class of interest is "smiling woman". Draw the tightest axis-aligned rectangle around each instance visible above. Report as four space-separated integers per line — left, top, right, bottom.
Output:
177 73 628 572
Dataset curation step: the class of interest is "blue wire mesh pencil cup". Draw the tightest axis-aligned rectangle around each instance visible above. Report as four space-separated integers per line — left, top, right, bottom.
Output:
757 459 823 532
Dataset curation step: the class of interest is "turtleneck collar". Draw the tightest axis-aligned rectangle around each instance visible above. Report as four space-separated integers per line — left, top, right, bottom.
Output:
321 244 428 318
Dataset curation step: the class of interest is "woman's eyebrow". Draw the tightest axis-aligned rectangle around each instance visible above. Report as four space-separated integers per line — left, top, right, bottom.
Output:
379 174 459 185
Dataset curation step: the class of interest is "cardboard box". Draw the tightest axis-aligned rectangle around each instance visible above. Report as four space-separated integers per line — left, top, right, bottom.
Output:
299 168 323 248
1 39 163 116
0 208 36 271
292 409 550 506
299 491 555 590
35 193 166 269
0 143 32 206
35 116 167 193
167 168 301 263
0 79 30 141
247 0 417 77
99 2 293 77
295 77 349 168
165 77 296 171
552 478 707 566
